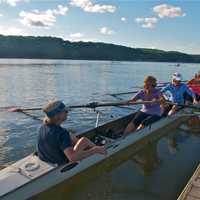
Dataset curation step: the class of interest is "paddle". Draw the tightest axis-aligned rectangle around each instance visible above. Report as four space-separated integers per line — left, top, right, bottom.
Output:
3 100 160 112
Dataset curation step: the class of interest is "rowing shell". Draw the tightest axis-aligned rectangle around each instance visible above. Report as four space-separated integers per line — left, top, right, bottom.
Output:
0 106 195 200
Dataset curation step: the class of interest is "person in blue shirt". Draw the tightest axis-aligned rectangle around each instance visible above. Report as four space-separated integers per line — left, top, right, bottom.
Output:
37 100 107 165
161 72 198 116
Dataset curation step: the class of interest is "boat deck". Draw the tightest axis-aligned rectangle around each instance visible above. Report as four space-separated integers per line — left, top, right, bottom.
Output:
178 164 200 200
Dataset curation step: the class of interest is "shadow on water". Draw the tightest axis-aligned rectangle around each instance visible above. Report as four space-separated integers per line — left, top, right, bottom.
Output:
29 121 200 200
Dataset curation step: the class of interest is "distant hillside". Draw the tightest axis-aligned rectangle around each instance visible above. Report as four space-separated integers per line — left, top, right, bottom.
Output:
0 35 200 63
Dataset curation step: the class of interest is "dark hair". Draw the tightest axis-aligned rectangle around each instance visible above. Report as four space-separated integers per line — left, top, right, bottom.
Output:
144 76 157 88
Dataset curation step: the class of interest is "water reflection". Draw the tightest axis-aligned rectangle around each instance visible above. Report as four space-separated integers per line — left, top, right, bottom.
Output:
131 140 160 176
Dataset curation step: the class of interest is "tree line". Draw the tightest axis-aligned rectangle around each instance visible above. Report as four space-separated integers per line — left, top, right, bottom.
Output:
0 35 199 63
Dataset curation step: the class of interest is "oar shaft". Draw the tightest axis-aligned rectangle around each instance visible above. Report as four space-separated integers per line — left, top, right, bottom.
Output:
103 80 187 97
166 101 200 110
18 107 42 111
71 100 160 108
3 99 161 112
108 91 138 96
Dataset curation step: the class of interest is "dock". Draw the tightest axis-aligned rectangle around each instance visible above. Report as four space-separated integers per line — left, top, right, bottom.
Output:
178 164 200 200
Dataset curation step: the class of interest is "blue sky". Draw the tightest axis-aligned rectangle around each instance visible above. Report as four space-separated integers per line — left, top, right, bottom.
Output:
0 0 199 54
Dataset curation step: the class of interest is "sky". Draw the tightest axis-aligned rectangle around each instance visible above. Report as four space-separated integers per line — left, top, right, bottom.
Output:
0 0 199 55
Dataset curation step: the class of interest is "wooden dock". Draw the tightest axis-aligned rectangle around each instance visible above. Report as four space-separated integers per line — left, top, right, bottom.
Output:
178 164 200 200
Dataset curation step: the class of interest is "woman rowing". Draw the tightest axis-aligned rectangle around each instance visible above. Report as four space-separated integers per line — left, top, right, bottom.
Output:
188 71 200 85
37 100 107 165
187 71 200 100
161 72 198 116
124 76 165 135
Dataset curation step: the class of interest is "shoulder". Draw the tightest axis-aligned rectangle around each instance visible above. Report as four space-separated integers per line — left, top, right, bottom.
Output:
39 124 48 133
181 83 188 88
167 83 173 87
154 88 161 95
188 79 195 84
39 124 68 135
137 90 145 95
132 90 144 99
56 126 69 137
162 83 172 90
137 90 145 97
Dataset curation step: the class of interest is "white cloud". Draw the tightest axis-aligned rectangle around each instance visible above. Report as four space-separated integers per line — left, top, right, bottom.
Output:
121 17 126 22
153 4 186 18
53 5 69 15
135 17 158 28
70 0 116 13
0 26 27 35
69 32 83 39
19 10 56 27
67 33 96 42
19 5 68 28
0 13 3 17
0 0 27 6
100 27 114 35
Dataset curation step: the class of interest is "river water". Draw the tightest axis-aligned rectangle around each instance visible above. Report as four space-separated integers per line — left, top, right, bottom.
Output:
0 59 200 199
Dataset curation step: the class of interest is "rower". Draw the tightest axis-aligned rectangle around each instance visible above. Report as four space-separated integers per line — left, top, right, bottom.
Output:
37 100 107 166
187 71 200 101
161 72 198 116
189 71 200 85
123 76 165 135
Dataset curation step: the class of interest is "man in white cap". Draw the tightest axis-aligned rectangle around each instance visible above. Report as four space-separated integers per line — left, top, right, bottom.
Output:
161 72 198 115
37 100 107 165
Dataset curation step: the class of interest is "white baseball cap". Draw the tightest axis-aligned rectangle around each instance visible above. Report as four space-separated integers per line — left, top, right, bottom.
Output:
172 72 182 81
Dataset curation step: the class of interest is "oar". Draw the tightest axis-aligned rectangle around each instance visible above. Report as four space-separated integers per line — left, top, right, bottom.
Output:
107 80 189 97
3 100 159 112
131 80 189 89
107 90 138 96
166 101 200 110
78 100 160 108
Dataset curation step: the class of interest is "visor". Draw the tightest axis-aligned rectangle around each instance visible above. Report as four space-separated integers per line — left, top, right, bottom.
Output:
45 101 69 118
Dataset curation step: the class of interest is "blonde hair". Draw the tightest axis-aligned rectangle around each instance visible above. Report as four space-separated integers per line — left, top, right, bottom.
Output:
43 116 53 125
144 76 157 88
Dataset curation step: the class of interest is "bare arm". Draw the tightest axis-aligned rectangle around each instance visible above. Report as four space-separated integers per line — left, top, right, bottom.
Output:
69 133 79 145
64 146 106 162
128 91 142 103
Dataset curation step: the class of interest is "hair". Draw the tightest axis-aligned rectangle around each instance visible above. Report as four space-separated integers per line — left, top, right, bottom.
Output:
43 116 53 125
144 76 157 88
42 100 61 125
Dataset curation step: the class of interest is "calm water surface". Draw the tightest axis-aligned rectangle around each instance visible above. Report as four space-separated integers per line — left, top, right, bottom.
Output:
0 59 200 199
